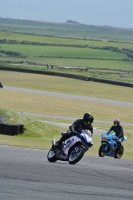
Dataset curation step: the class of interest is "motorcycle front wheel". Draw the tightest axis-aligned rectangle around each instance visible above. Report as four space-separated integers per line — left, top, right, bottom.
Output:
99 144 107 157
68 146 85 165
47 149 57 162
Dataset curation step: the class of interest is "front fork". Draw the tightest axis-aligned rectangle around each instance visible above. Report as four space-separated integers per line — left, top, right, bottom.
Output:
102 142 109 152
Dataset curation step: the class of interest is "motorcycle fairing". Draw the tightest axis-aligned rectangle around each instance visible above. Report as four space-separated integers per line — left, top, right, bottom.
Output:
104 140 117 157
101 132 124 157
63 136 82 156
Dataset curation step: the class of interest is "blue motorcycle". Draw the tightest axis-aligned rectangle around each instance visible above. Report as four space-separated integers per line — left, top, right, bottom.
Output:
99 132 127 159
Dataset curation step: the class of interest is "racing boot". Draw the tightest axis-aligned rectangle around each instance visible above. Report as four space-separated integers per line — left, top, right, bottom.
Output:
54 132 72 149
55 139 62 149
114 142 121 153
55 132 70 148
54 137 64 149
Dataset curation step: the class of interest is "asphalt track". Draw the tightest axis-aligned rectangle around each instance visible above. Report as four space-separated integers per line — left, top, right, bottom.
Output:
1 86 133 199
0 146 133 200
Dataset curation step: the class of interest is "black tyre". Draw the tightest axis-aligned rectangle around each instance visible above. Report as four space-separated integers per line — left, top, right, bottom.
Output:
99 144 106 157
114 145 124 159
47 149 57 162
68 146 85 165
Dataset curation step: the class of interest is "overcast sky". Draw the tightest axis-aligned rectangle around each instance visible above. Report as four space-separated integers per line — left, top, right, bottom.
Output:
0 0 133 28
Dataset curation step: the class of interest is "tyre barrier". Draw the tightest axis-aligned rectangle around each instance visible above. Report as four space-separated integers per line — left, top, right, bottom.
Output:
19 124 25 134
92 78 133 88
0 123 5 134
0 123 25 136
0 82 3 88
4 124 12 135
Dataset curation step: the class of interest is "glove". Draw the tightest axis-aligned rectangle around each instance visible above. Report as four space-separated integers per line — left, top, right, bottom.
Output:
67 130 71 134
69 125 74 131
73 131 78 135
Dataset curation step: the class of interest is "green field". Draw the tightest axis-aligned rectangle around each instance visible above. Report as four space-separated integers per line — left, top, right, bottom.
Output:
0 29 133 83
0 43 128 59
1 31 133 48
1 56 133 71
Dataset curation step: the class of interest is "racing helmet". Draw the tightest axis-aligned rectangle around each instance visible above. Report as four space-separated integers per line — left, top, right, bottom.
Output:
114 119 120 126
83 112 94 125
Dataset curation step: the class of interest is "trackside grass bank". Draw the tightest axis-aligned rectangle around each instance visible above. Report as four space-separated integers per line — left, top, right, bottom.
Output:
0 108 64 139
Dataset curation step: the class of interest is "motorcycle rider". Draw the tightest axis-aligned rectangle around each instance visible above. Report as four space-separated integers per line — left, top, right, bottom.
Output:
107 119 124 152
55 112 94 148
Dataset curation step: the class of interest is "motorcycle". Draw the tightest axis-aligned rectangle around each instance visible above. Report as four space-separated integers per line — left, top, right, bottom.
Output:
99 132 127 159
47 129 93 165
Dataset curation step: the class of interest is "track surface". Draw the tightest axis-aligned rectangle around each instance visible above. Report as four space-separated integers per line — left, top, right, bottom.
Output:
0 146 133 200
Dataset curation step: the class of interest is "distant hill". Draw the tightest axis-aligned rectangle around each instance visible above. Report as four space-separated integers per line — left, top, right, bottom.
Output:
66 20 80 24
65 19 133 30
0 17 133 42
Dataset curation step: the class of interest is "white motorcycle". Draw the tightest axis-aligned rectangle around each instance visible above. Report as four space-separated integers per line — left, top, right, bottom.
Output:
47 129 93 165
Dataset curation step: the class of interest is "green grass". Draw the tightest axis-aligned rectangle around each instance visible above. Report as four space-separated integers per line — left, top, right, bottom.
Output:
1 71 133 102
0 43 128 59
1 89 133 123
1 31 133 49
1 56 133 70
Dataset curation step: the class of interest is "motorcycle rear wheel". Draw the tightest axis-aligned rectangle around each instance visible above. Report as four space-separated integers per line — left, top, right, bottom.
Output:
47 149 57 162
99 144 106 157
114 145 124 159
68 146 85 165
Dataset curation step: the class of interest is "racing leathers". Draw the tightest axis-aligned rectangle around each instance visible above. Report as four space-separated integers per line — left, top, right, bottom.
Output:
56 119 93 146
107 124 124 150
